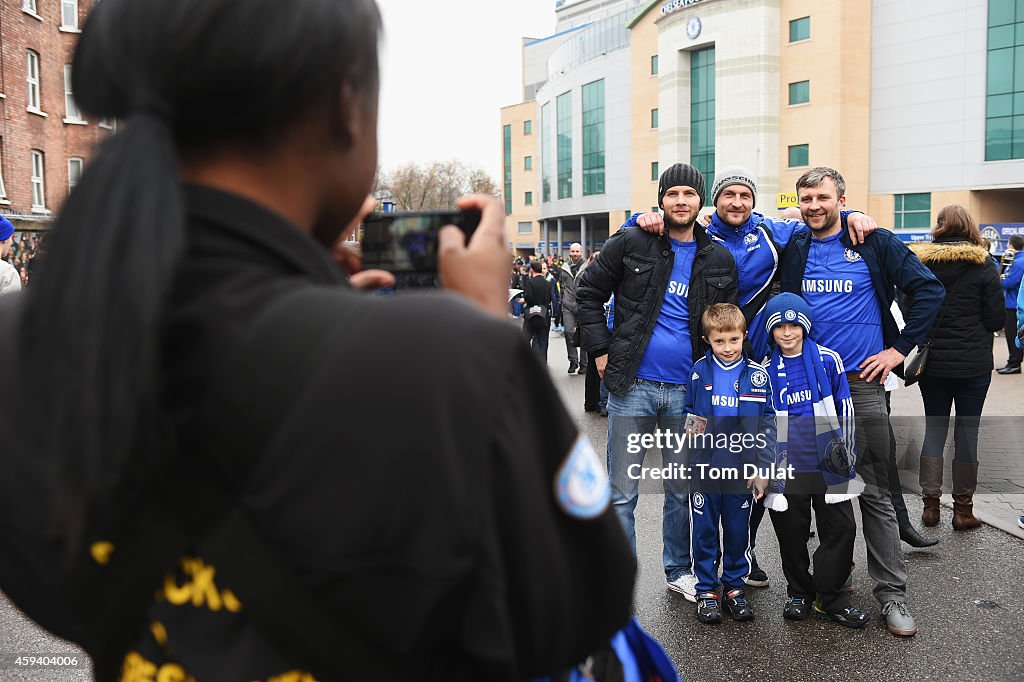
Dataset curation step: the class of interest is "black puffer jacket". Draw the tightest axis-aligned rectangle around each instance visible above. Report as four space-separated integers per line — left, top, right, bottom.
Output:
576 224 738 394
907 239 1004 378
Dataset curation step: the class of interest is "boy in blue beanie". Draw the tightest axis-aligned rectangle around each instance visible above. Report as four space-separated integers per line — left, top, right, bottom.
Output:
761 293 869 628
682 303 776 624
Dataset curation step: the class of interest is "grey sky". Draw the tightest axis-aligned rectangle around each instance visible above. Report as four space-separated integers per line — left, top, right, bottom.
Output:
376 0 555 184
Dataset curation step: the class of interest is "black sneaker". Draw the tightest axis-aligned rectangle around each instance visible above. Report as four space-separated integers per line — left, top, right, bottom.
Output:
695 591 722 624
568 361 579 374
745 556 769 588
996 365 1021 375
723 588 754 621
783 596 810 621
814 602 870 629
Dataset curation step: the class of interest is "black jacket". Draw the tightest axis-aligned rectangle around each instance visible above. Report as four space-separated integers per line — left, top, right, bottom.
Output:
908 239 1005 378
576 224 738 394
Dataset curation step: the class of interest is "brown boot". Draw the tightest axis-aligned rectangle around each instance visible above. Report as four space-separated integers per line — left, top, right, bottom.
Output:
951 461 982 531
952 495 982 530
919 457 943 527
922 497 940 527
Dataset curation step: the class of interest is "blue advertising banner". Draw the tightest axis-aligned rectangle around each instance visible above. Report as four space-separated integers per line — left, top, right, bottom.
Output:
980 223 1024 255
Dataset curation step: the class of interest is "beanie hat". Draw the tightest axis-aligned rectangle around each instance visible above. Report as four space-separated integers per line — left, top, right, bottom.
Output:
764 293 813 342
0 215 13 242
658 163 705 209
711 165 758 207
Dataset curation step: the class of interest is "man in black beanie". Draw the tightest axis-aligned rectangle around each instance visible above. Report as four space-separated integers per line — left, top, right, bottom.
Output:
577 163 739 601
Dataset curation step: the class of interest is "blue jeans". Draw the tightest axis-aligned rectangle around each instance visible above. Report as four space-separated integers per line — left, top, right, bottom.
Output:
606 378 691 581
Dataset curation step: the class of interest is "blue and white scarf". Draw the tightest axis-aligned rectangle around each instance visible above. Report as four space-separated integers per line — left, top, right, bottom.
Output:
762 339 859 511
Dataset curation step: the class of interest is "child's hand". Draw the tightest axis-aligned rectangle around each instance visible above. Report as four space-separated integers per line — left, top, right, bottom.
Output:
746 476 769 500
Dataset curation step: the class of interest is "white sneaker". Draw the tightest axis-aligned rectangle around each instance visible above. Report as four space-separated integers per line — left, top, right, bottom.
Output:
666 573 697 602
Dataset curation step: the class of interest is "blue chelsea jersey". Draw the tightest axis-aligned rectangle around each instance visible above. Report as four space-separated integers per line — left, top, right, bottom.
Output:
635 238 697 384
801 233 883 371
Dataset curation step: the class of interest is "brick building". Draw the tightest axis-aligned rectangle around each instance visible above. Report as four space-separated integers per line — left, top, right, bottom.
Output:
0 0 108 230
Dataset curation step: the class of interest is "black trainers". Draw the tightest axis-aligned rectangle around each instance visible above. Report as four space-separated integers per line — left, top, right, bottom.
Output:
745 556 769 588
814 601 871 629
723 588 754 621
696 591 722 624
568 361 579 374
783 596 810 621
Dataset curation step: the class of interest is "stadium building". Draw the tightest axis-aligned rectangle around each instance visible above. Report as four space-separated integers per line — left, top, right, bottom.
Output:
500 0 1024 257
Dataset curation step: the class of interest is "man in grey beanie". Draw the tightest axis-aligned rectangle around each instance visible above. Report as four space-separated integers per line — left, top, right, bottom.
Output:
576 163 738 602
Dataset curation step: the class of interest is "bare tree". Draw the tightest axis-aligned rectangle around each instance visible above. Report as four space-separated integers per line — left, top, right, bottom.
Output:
379 160 498 210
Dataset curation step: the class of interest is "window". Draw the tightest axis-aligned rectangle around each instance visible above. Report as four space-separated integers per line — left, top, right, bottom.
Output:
26 50 41 111
503 125 512 215
524 120 532 135
690 47 716 185
30 150 45 211
650 108 659 128
894 193 931 229
556 91 573 200
68 157 83 192
524 155 532 171
64 65 83 121
788 80 810 105
541 102 552 202
788 144 809 167
518 221 532 234
61 0 79 29
789 16 810 42
985 0 1024 160
582 80 605 196
650 54 659 75
651 161 659 181
525 191 533 206
22 0 37 14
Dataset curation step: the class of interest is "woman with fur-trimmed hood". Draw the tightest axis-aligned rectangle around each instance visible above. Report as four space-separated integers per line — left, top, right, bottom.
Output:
906 205 1004 532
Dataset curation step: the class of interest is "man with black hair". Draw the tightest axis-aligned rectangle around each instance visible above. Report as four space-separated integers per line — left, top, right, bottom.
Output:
519 260 552 362
577 163 738 602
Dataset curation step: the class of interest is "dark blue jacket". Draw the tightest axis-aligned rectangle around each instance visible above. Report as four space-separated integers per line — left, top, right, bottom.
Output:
682 352 777 469
778 218 945 360
1002 251 1024 309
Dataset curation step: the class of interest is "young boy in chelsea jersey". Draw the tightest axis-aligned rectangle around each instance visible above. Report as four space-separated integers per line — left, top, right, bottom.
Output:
682 303 776 624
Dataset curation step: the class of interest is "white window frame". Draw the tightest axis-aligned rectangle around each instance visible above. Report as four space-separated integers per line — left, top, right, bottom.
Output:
63 65 85 123
61 0 80 30
68 157 83 193
30 150 46 212
0 143 8 203
26 50 42 113
22 0 41 19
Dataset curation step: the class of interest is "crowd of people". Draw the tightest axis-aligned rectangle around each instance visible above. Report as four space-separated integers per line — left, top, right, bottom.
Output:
0 221 45 294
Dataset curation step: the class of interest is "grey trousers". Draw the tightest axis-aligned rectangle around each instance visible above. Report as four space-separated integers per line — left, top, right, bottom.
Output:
848 379 909 605
562 308 588 367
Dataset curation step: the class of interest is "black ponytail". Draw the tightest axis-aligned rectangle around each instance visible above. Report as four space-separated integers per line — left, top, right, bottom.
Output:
17 0 382 541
